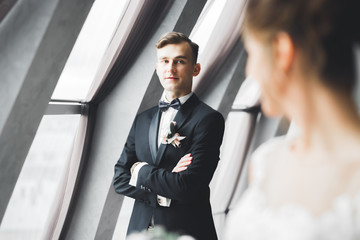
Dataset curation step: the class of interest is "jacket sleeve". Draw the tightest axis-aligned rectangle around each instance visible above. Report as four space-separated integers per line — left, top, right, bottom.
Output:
135 111 225 201
113 116 157 207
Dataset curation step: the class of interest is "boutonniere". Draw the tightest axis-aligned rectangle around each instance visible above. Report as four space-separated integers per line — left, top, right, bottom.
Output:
161 121 186 148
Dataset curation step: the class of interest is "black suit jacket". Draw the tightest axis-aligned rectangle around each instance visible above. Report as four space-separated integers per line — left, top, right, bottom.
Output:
113 94 225 240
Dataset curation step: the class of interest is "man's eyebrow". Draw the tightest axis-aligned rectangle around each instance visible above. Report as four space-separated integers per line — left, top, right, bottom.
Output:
158 55 188 59
174 55 188 59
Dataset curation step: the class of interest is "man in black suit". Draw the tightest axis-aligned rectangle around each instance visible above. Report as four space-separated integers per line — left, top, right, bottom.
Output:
113 32 225 240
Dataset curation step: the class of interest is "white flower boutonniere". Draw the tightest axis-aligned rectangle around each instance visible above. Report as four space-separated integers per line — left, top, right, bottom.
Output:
161 121 186 148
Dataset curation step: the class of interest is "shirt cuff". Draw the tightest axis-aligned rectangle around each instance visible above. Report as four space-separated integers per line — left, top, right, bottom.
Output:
157 195 172 207
129 162 148 187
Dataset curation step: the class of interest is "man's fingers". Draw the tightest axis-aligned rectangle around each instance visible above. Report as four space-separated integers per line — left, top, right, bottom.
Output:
176 162 191 169
172 160 191 172
172 166 188 173
178 160 191 168
177 166 188 172
172 154 193 173
180 156 192 162
181 153 191 159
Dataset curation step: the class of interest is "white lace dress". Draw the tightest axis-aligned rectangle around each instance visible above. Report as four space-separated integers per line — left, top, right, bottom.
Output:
223 137 360 240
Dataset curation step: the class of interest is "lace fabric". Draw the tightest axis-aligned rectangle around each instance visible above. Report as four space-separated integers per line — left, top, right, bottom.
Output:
223 137 360 240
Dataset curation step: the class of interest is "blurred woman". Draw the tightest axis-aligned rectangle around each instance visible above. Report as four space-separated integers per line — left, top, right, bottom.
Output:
224 0 360 239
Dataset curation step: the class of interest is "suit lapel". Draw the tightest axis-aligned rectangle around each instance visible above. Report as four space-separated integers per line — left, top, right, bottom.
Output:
172 94 200 130
154 94 200 166
149 109 161 164
155 143 167 166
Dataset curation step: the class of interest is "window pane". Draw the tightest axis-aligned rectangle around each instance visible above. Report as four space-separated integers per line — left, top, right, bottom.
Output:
190 0 227 55
0 115 81 240
51 0 128 101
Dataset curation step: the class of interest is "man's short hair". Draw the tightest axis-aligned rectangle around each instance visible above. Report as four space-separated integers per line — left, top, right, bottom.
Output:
156 32 199 63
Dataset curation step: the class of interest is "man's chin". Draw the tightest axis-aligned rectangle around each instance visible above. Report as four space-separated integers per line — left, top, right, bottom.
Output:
163 85 178 93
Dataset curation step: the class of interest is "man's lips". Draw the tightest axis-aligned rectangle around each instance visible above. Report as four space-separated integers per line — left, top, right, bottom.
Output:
165 77 179 80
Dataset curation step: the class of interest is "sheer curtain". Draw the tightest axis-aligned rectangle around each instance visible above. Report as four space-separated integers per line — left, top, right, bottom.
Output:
184 0 268 237
192 0 247 95
183 0 256 237
87 0 173 103
85 0 145 102
42 1 174 238
45 0 177 238
44 107 94 240
211 78 261 237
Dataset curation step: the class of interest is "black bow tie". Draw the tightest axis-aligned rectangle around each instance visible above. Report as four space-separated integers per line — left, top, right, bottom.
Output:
158 98 181 112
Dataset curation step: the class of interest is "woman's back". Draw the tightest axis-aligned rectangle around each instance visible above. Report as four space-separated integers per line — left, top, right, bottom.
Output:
224 136 360 239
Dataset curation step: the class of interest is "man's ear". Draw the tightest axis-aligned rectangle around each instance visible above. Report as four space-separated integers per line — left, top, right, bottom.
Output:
193 63 201 76
274 32 294 73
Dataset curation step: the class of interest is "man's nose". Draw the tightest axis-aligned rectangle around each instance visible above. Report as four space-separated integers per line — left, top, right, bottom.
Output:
166 61 176 72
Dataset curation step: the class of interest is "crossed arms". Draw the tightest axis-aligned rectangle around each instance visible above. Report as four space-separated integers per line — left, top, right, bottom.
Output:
113 111 225 206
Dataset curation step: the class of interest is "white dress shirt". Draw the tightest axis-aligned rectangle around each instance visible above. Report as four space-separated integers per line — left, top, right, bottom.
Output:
157 92 192 146
129 92 193 207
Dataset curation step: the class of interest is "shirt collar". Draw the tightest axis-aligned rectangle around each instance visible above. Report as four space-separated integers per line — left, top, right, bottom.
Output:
160 92 193 105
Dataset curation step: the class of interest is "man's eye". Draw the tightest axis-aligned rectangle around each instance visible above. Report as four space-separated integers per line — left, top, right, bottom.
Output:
160 60 169 64
175 60 185 64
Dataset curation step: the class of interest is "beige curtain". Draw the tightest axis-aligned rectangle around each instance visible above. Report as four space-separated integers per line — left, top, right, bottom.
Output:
210 77 261 237
192 0 247 93
85 0 145 101
44 114 89 240
42 1 148 238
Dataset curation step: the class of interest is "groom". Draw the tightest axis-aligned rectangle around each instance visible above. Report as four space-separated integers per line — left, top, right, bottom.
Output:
113 32 224 240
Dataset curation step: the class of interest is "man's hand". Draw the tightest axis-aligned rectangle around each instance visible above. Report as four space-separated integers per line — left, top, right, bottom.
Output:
172 153 192 173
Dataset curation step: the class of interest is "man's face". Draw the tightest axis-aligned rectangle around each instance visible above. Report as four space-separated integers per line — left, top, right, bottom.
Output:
156 42 200 99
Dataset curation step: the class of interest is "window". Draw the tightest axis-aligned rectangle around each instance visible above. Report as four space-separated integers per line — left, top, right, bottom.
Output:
0 0 129 238
190 0 227 56
0 115 81 239
52 0 129 101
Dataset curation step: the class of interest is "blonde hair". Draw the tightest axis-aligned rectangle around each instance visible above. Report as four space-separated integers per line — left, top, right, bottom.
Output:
156 32 199 63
